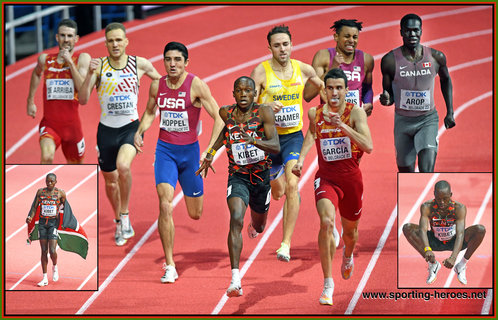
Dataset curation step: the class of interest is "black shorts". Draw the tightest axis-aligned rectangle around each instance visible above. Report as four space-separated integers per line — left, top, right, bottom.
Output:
97 120 139 172
427 231 468 252
227 170 271 214
38 217 59 240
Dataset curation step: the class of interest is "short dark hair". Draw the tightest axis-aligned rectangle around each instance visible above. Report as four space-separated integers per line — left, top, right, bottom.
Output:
400 13 422 29
46 173 57 180
234 76 255 90
57 18 78 34
434 180 451 193
163 41 188 61
324 68 348 88
267 25 291 45
330 19 363 34
105 22 126 36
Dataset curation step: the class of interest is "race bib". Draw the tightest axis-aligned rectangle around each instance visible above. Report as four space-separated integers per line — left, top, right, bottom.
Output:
400 89 431 111
46 79 74 100
345 89 360 106
160 110 189 132
274 104 301 128
320 137 352 162
433 225 456 241
41 205 57 217
231 142 265 165
105 94 137 115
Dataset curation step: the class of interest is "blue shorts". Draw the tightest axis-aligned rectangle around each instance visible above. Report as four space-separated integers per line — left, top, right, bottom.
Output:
269 130 304 180
154 139 203 197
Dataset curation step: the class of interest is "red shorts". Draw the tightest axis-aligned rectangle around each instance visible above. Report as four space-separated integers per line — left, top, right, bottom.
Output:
314 168 363 221
39 118 85 162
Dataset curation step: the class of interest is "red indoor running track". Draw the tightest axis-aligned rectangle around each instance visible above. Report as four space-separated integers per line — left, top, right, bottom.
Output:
4 4 495 316
5 165 98 291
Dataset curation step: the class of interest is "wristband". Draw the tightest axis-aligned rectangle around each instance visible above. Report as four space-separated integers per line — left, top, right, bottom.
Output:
253 138 257 146
424 246 432 252
208 148 216 156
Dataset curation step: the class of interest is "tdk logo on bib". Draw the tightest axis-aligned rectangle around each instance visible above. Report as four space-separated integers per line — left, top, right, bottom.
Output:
110 95 131 102
49 79 71 86
322 138 346 146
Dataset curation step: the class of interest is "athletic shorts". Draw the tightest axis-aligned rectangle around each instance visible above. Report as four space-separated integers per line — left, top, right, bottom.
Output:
97 120 139 172
154 139 203 197
314 168 363 221
227 170 271 214
270 130 303 180
394 110 439 167
39 118 85 162
38 217 59 240
427 231 468 252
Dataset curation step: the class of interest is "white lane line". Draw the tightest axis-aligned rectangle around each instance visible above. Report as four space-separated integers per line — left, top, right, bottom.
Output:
77 267 98 291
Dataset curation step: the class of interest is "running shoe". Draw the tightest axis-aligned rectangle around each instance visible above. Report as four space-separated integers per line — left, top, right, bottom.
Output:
454 264 467 285
319 287 334 306
161 264 178 283
341 250 354 280
52 265 59 282
120 213 135 240
37 277 48 287
426 261 441 284
247 223 258 239
276 242 290 262
114 220 127 246
226 281 243 297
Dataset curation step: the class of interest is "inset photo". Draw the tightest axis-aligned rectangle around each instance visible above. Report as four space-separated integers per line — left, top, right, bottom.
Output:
397 172 492 288
5 164 98 290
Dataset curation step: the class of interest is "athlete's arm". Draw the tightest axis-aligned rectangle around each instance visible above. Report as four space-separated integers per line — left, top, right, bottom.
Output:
59 189 67 207
433 48 455 129
292 107 317 178
26 189 42 223
26 54 47 118
301 62 325 102
79 58 101 105
246 104 279 154
250 63 266 102
192 76 224 162
137 57 161 81
303 49 329 102
362 52 374 116
134 79 159 153
63 51 90 92
443 203 466 269
335 106 373 154
419 202 436 263
379 51 395 106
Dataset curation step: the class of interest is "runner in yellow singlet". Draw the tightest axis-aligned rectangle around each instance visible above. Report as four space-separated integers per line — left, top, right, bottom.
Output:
251 25 324 262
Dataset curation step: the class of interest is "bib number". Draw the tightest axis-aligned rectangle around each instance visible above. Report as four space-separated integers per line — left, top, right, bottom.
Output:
231 142 265 165
320 137 352 162
160 110 189 132
400 89 431 111
275 104 301 128
41 205 57 217
46 79 74 100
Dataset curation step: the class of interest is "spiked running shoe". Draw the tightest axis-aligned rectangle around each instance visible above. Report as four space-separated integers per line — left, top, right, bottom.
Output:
454 264 467 285
426 261 441 284
276 242 290 262
52 265 59 282
37 277 48 287
120 213 135 240
341 251 354 280
319 287 333 306
114 220 127 246
227 281 243 297
161 264 179 283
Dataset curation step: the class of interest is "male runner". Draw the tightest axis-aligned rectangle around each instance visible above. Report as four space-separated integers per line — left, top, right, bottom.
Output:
27 19 90 164
402 180 486 285
251 24 323 262
197 76 280 297
380 13 455 172
134 41 223 283
293 68 373 305
304 19 374 116
79 22 161 246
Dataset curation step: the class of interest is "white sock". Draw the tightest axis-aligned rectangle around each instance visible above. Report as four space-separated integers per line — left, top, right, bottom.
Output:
231 269 240 284
53 265 58 272
324 277 334 289
42 273 48 280
457 258 468 268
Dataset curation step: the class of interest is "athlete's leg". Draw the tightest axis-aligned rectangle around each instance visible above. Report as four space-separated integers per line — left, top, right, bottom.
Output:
250 209 268 233
463 224 486 260
115 144 137 215
341 216 360 259
227 197 247 269
184 196 203 220
48 239 58 266
317 198 337 279
157 182 176 267
402 223 426 257
40 239 49 274
270 172 286 200
281 158 300 247
101 170 121 220
40 138 56 164
417 149 436 172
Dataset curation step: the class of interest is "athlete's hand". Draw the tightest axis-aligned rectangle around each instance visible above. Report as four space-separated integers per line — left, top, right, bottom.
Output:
26 216 32 224
363 103 373 116
60 49 72 64
379 90 392 106
239 131 256 146
332 52 346 68
424 250 436 264
27 102 37 118
444 112 456 129
326 111 342 128
196 153 215 178
292 162 303 177
442 256 457 269
133 132 144 153
268 101 284 113
88 58 100 73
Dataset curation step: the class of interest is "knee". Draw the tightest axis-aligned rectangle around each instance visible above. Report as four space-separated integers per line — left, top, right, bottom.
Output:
159 199 173 219
188 207 202 220
319 217 334 233
49 247 57 256
40 153 54 164
105 176 119 189
229 212 244 231
116 162 131 178
342 226 358 240
271 187 284 201
285 179 299 195
476 224 486 238
41 247 49 256
402 223 412 237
